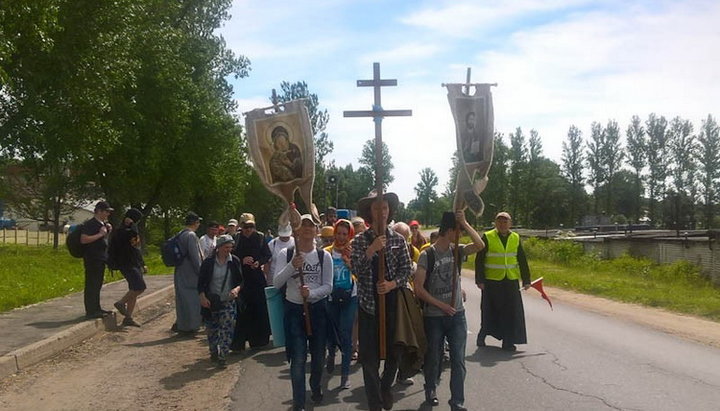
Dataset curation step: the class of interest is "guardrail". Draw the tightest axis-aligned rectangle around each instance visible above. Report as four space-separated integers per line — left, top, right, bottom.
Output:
1 229 67 246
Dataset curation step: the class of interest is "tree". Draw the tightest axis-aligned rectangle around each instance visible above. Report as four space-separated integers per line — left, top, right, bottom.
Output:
413 168 439 224
525 129 544 226
0 0 253 245
358 139 394 192
625 115 647 223
275 81 332 164
482 132 510 223
645 113 669 227
586 122 606 215
562 125 585 225
443 151 460 198
508 127 528 223
697 114 720 228
0 0 139 247
603 120 624 216
667 116 696 229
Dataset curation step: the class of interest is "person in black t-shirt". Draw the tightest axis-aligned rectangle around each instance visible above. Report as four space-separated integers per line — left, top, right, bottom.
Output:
80 201 114 319
111 208 147 327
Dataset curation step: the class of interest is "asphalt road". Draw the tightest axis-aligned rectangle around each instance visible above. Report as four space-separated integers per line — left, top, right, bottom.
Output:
229 276 720 410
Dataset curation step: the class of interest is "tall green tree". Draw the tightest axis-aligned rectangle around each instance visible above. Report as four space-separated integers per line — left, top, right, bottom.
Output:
508 127 528 223
0 0 139 247
525 129 543 226
358 139 394 192
413 167 439 225
586 122 606 215
697 114 720 228
645 113 669 227
625 115 647 223
561 125 585 225
667 116 696 229
603 120 624 217
483 132 510 222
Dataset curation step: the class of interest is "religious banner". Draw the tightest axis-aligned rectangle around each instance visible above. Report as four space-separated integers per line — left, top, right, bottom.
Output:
445 82 495 216
244 99 318 224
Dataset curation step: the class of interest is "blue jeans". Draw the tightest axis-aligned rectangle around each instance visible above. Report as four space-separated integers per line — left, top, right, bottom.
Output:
423 311 467 407
284 299 328 408
326 296 358 377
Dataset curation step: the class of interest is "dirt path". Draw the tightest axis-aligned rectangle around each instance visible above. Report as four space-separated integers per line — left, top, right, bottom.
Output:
0 294 240 411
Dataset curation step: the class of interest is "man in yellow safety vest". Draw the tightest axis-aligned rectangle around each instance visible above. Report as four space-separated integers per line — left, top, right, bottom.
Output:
474 211 531 351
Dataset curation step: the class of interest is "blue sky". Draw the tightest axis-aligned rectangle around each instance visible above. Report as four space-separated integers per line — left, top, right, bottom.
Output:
221 0 720 205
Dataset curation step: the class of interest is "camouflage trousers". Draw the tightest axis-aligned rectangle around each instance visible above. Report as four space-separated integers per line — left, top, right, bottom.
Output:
206 301 237 360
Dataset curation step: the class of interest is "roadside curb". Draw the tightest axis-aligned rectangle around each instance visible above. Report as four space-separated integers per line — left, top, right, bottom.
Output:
0 284 174 380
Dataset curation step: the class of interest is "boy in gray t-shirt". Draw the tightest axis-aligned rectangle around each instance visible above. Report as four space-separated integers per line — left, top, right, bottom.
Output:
414 210 485 411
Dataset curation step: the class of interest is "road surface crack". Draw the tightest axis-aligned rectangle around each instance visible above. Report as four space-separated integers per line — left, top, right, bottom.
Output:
520 362 624 410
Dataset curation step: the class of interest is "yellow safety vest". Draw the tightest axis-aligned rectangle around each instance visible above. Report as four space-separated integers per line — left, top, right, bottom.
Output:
484 229 520 281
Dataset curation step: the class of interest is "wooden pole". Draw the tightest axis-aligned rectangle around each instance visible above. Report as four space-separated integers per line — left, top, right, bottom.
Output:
344 62 412 360
450 68 473 310
299 263 312 336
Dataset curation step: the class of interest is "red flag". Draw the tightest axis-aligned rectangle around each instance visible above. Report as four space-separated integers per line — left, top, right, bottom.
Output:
530 277 553 310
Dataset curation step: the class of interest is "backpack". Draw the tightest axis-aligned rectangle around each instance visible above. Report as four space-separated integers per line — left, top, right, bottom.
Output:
286 246 325 279
421 245 463 306
66 223 85 258
281 247 325 297
161 229 187 267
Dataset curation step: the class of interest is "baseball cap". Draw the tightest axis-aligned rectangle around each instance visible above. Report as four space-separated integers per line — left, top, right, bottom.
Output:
94 201 114 212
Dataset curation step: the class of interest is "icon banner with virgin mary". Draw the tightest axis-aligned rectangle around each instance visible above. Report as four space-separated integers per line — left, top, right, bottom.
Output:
244 99 318 224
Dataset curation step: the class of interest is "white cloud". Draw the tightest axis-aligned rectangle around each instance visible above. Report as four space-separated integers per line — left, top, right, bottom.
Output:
401 0 593 37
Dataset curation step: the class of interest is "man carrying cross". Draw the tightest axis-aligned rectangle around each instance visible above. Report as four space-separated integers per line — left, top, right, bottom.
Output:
351 191 412 411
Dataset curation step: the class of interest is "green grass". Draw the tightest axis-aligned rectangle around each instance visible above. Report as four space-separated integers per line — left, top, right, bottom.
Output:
459 237 720 322
0 243 170 312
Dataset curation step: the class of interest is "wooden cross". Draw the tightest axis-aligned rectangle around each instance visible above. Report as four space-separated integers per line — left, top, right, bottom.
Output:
344 62 412 360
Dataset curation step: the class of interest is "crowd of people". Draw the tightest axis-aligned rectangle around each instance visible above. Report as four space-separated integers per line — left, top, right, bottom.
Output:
78 197 532 411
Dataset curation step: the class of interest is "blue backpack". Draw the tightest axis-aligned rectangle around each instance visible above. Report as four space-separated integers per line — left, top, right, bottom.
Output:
161 229 187 267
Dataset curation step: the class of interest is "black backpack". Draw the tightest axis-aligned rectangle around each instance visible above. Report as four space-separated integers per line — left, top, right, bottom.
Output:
281 247 325 297
285 246 325 278
66 223 85 258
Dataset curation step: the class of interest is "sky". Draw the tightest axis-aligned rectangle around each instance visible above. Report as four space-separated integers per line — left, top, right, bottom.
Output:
221 0 720 205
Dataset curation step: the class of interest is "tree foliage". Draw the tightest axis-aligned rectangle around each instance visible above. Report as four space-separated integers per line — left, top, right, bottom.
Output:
0 0 251 245
358 139 394 192
625 115 646 223
562 125 585 225
697 114 720 228
413 167 439 224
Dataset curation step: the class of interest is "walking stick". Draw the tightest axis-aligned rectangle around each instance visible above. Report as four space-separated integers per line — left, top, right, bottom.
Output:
451 216 460 310
288 203 312 336
299 264 313 336
375 202 387 360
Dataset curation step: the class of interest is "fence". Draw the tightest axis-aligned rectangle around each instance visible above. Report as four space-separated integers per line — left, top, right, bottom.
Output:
1 229 67 246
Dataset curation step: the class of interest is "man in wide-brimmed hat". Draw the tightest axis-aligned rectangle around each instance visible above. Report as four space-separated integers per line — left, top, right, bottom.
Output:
351 190 412 411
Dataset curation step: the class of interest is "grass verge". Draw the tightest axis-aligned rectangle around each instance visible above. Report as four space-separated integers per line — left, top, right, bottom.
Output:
460 236 720 322
0 243 169 312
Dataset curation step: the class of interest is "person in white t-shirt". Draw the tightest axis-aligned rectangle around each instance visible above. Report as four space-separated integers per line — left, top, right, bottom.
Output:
274 214 333 410
198 221 219 259
265 223 295 284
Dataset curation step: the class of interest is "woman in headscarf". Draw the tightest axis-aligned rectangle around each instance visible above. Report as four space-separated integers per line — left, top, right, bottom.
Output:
198 234 243 368
324 219 357 389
